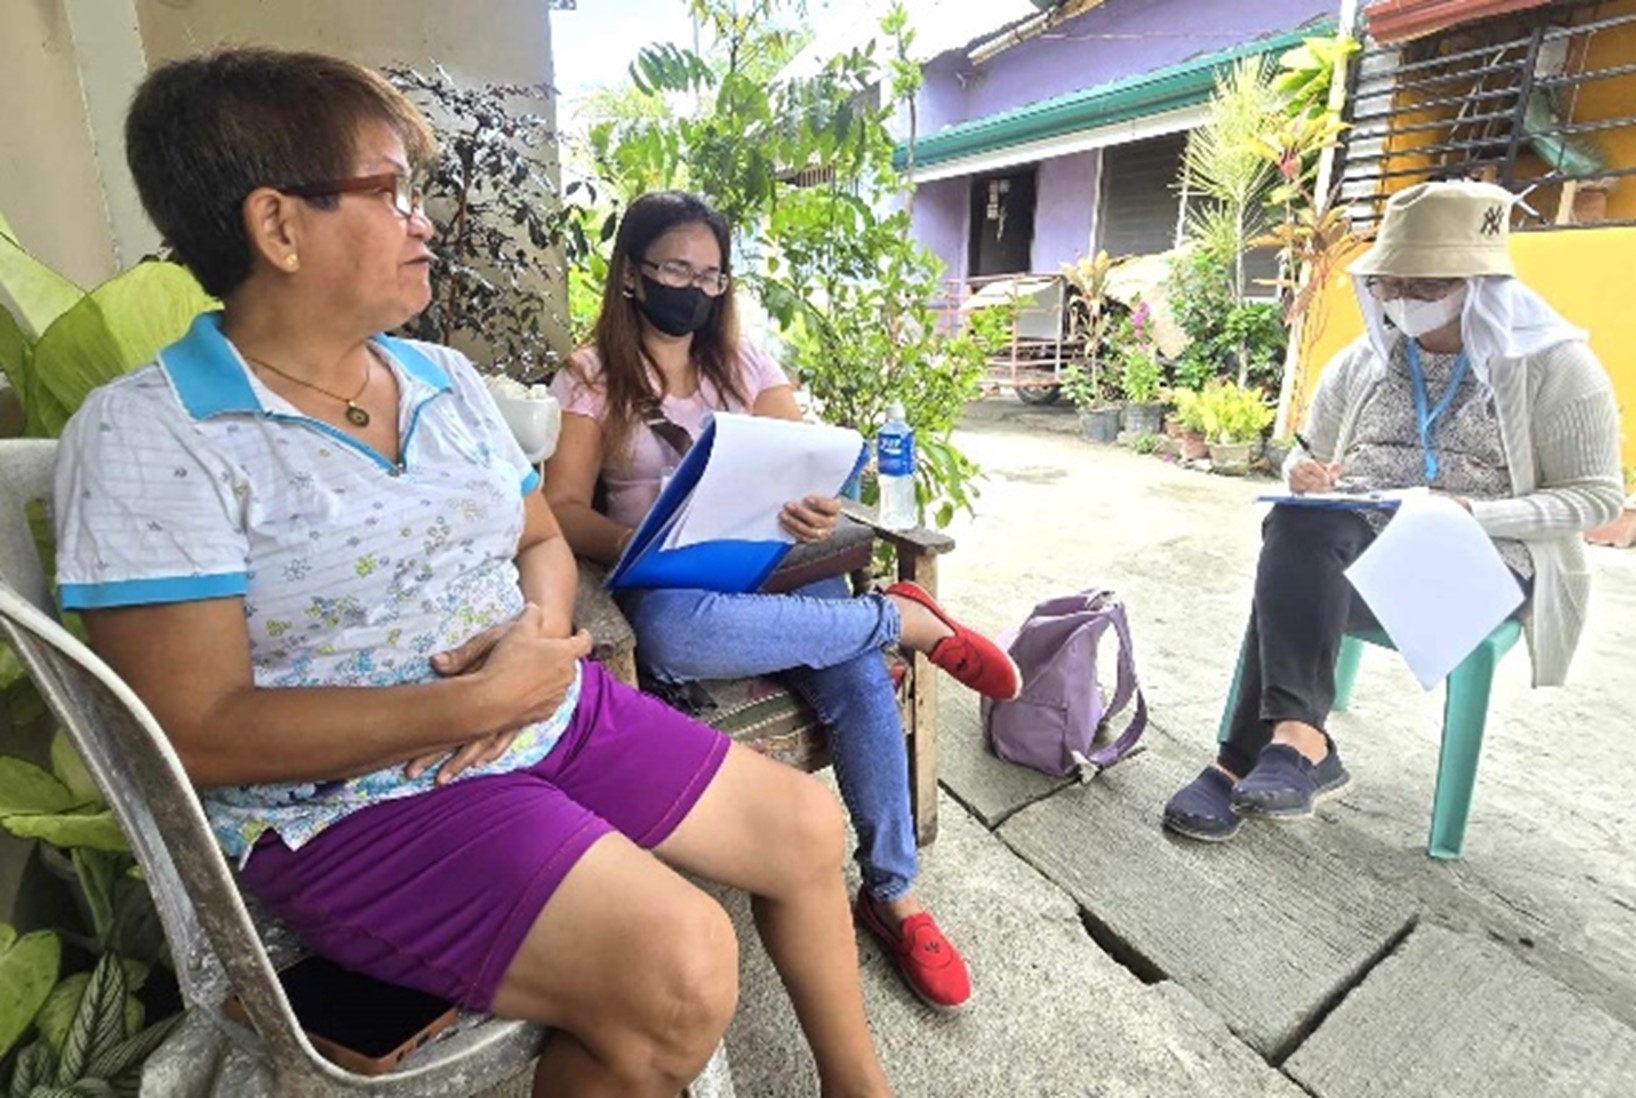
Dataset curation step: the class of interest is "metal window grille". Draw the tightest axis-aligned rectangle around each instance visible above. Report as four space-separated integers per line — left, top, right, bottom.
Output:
1337 0 1636 232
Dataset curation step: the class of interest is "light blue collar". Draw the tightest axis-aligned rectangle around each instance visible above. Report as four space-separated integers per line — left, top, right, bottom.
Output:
159 311 451 421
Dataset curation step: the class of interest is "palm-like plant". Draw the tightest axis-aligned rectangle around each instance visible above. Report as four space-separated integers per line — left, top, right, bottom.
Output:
1180 56 1281 384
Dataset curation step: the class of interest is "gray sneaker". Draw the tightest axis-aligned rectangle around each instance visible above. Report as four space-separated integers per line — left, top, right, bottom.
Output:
1163 767 1242 842
1230 743 1351 819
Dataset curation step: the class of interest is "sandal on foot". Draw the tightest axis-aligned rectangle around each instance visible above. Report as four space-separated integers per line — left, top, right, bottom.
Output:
1230 743 1351 819
854 891 972 1012
883 581 1022 701
1162 767 1242 842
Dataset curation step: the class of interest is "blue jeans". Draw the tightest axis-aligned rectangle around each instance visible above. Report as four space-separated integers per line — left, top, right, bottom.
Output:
617 577 918 901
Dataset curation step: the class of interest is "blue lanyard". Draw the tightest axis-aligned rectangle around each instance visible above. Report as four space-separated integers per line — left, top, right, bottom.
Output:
1404 341 1471 483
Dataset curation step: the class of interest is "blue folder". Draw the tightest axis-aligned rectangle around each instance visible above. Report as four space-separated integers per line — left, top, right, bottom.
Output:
605 417 869 593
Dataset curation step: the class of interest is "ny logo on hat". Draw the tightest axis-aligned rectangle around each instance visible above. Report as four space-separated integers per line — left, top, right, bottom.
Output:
1480 205 1504 236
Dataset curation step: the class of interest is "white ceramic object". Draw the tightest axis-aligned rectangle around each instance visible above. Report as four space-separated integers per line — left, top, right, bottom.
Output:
487 382 562 463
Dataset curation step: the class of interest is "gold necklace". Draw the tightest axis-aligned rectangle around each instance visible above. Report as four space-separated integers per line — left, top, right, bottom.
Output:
244 352 374 427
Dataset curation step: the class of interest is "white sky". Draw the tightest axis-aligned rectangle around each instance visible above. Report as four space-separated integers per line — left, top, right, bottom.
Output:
550 0 892 107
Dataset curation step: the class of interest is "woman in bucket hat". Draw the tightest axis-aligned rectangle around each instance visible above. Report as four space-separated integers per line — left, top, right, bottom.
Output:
1163 180 1622 842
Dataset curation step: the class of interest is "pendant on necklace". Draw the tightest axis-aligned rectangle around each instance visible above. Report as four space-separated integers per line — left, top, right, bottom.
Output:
345 403 371 428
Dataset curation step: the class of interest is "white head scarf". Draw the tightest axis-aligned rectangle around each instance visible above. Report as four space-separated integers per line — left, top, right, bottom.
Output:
1353 274 1586 388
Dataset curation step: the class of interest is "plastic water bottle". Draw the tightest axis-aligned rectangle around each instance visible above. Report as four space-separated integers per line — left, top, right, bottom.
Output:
876 401 917 530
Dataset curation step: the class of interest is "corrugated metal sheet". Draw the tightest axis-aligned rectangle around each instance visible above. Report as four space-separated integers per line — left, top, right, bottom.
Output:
1364 0 1557 44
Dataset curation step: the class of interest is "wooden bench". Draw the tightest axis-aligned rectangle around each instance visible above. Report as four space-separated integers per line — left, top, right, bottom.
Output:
572 500 955 846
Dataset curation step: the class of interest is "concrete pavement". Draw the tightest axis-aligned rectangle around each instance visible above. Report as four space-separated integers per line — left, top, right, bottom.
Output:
719 396 1636 1097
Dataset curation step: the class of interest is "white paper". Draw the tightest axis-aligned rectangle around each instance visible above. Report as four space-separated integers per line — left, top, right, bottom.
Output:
664 413 864 549
1344 494 1525 690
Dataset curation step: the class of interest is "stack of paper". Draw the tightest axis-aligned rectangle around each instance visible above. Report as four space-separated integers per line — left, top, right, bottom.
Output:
607 413 868 592
1345 494 1525 689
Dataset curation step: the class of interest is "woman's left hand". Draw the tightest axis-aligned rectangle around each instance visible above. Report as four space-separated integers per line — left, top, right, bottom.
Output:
780 495 842 543
405 614 529 784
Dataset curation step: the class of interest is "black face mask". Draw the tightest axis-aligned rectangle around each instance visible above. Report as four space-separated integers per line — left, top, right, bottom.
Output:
636 275 716 337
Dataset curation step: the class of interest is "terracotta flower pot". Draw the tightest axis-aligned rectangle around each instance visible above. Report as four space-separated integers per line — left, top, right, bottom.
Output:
1179 431 1210 461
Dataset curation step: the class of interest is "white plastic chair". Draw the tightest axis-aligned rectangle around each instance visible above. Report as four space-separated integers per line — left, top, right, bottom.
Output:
0 438 734 1097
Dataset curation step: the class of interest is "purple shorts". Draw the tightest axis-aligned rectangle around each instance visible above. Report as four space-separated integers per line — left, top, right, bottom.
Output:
239 660 730 1010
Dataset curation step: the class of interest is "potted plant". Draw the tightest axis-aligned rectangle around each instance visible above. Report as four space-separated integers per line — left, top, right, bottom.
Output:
1168 387 1211 461
1118 299 1167 437
1060 362 1121 443
1060 252 1123 443
1198 380 1274 473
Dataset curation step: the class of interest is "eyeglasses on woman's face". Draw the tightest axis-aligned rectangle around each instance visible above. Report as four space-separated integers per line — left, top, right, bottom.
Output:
282 172 426 222
640 257 732 297
1363 276 1463 302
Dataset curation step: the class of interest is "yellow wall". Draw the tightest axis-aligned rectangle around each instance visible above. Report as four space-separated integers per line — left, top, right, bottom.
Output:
1562 0 1636 221
1374 0 1636 221
1294 226 1636 472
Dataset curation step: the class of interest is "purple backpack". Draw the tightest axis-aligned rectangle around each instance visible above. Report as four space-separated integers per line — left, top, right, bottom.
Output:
981 589 1148 779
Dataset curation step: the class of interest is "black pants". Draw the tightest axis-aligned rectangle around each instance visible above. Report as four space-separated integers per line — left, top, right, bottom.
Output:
1218 506 1380 777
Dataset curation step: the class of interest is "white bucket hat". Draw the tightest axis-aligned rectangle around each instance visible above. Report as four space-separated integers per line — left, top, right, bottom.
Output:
1349 181 1517 279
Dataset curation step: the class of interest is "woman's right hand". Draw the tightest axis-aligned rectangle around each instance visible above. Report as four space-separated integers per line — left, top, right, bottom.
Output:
1288 459 1343 494
408 606 591 784
477 607 592 727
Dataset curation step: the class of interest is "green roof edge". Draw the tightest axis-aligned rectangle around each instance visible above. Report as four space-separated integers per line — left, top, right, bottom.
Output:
893 21 1336 172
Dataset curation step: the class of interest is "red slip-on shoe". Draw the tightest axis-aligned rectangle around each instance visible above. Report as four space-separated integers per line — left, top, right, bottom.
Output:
883 581 1022 701
854 892 972 1012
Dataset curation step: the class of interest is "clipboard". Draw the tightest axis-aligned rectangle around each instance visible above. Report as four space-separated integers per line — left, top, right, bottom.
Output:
605 414 869 593
1257 486 1429 512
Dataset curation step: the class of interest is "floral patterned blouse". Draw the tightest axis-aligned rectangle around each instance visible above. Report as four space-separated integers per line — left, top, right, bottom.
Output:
54 313 580 863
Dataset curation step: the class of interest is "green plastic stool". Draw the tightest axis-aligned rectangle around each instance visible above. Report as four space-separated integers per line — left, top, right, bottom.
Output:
1217 618 1522 860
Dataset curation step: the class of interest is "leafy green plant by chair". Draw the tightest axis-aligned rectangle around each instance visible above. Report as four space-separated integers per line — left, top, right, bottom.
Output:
0 211 213 439
4 947 179 1097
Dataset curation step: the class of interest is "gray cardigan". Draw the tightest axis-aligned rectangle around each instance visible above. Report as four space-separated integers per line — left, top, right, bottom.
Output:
1287 335 1623 686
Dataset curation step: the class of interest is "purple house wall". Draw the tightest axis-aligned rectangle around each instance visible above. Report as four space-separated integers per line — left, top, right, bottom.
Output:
908 0 1335 283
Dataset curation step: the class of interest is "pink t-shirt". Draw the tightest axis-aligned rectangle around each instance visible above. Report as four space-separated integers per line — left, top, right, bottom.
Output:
551 343 791 528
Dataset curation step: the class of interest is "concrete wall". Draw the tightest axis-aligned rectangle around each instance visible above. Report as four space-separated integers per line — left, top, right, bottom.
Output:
0 2 121 289
0 0 558 292
1296 226 1636 469
1032 149 1100 271
912 176 972 285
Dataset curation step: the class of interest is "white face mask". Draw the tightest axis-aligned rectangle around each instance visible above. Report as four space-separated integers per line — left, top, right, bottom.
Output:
1382 285 1466 338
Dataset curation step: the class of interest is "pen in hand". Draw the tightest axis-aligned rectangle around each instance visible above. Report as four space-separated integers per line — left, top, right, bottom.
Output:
1289 432 1344 493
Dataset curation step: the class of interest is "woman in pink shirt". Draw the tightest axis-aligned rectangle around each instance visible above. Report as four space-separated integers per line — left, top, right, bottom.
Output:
547 191 1022 1012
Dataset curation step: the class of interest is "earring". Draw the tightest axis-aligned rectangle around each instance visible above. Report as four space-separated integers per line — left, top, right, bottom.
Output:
284 254 300 270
